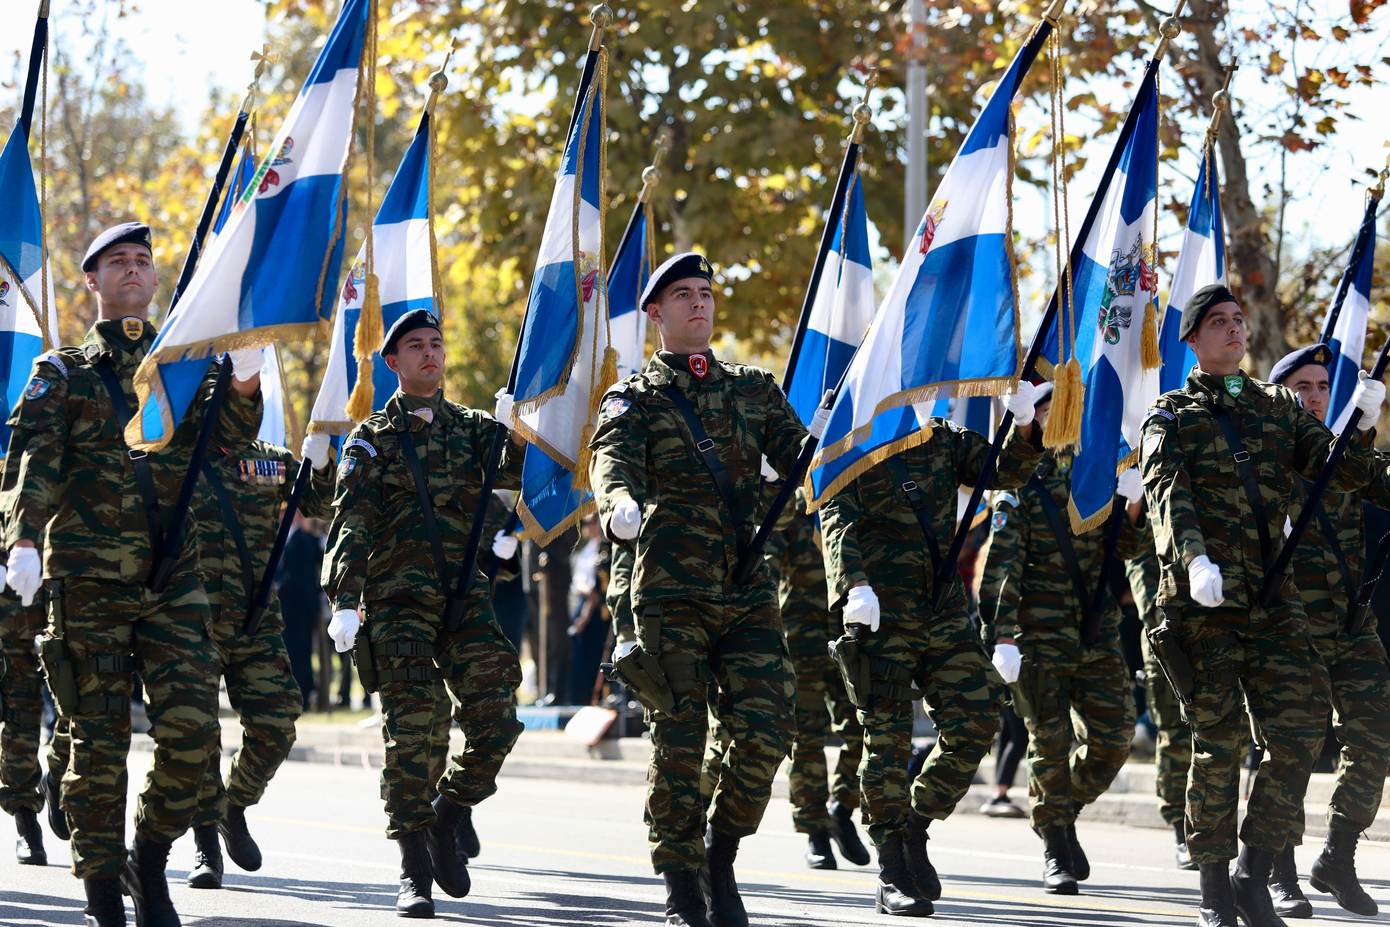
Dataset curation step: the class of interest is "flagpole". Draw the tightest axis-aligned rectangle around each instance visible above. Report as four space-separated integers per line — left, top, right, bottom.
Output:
18 1 49 141
1318 195 1382 344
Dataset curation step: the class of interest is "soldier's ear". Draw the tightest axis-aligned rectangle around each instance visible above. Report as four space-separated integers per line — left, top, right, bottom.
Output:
84 271 99 293
383 352 400 374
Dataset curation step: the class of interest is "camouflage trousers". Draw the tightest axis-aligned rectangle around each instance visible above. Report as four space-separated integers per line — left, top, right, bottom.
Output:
0 598 47 815
368 601 523 840
1140 627 1192 827
640 596 795 873
1015 639 1135 830
191 603 302 828
49 573 221 879
848 587 1002 846
1176 599 1330 864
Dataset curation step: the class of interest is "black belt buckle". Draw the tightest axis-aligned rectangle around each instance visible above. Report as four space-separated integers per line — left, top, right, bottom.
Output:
128 449 148 461
1233 450 1250 463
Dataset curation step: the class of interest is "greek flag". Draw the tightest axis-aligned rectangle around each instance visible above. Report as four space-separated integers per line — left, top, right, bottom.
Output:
787 168 875 426
127 0 368 451
607 197 653 380
258 345 288 447
1159 141 1225 394
1324 200 1379 433
508 56 610 546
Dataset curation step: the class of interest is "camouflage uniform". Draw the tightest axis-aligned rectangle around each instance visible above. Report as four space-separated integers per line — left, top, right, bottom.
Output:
0 591 47 815
1 319 262 878
189 439 334 828
1139 367 1377 864
590 351 804 873
323 388 524 840
978 453 1141 830
818 418 1042 845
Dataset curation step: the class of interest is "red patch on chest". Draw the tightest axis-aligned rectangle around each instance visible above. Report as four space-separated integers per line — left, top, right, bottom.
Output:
689 354 709 378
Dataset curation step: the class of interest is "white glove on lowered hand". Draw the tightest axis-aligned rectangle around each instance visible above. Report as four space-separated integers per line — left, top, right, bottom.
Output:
493 388 514 426
1187 554 1225 608
609 497 642 540
5 546 40 607
1351 370 1386 431
1116 467 1144 504
844 584 881 633
301 433 331 471
328 608 361 653
808 404 832 441
1004 380 1038 426
492 531 519 560
227 348 263 382
992 642 1022 684
760 455 779 482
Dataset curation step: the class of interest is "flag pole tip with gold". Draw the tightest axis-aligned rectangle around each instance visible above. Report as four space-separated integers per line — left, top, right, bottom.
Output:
589 5 613 50
1043 0 1067 23
242 45 276 115
1370 142 1389 202
37 0 50 17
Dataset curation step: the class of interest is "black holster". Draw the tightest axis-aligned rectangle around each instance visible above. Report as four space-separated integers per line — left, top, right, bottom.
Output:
352 626 378 695
1146 605 1195 705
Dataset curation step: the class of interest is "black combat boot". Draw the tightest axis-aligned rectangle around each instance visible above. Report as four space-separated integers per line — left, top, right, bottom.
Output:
1065 820 1089 881
1267 845 1311 918
874 831 934 916
121 831 180 927
186 824 223 889
15 806 47 865
42 769 69 840
426 795 471 898
1231 844 1290 927
1175 820 1197 871
1309 825 1377 916
805 832 836 870
1197 861 1239 927
903 812 940 901
83 875 126 927
704 828 749 927
396 830 434 918
1038 826 1078 895
828 799 871 866
664 870 713 927
453 804 480 859
217 803 261 872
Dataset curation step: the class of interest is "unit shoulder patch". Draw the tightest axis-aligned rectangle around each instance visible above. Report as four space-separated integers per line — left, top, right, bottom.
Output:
343 437 378 458
1146 407 1176 423
1143 432 1164 458
994 491 1019 509
991 511 1009 530
22 377 50 401
602 396 633 418
35 352 69 380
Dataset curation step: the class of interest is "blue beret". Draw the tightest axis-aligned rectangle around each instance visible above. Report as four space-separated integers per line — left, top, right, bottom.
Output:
82 222 152 272
1268 343 1332 385
380 308 441 356
1179 283 1239 341
640 251 714 310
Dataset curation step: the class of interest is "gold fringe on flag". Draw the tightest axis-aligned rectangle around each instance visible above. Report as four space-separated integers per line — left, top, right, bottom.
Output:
1042 27 1082 449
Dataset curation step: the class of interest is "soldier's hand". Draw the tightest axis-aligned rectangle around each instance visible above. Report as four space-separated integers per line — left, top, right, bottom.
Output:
492 531 519 560
609 497 641 540
1116 467 1144 504
227 347 264 381
493 388 514 425
302 433 332 470
760 455 779 482
1004 380 1037 426
5 546 41 607
1351 370 1386 431
328 608 361 652
1187 555 1225 608
844 584 881 632
992 642 1021 684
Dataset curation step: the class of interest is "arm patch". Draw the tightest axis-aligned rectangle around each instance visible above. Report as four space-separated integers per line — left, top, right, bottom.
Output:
35 352 69 380
1146 407 1176 423
343 437 377 458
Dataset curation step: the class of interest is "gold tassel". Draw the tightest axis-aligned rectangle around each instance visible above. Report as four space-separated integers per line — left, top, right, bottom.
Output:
345 272 383 422
1044 357 1085 449
572 424 596 494
1140 298 1161 371
596 345 619 400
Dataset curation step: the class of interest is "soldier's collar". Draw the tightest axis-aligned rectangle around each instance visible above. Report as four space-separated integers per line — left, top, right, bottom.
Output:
1188 366 1248 407
386 387 449 430
652 350 722 388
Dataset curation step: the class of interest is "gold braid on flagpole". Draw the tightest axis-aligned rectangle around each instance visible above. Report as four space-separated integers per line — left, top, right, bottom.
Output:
1140 65 1164 371
1045 27 1082 449
38 25 50 349
347 6 381 423
638 129 670 205
1370 141 1388 202
426 38 459 333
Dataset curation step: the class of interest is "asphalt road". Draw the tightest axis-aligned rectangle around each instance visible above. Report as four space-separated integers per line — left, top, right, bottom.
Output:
2 753 1387 926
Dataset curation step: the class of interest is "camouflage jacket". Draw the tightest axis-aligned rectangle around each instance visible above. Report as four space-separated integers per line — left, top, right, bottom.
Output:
322 387 521 615
589 351 808 609
1139 366 1378 611
767 486 828 619
978 452 1146 646
607 540 636 644
819 419 1043 611
193 439 335 627
2 324 262 581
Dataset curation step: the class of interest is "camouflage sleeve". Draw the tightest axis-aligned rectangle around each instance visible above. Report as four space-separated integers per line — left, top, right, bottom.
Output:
818 479 866 610
1357 451 1390 511
979 492 1027 639
296 450 337 521
492 417 524 491
1140 410 1205 568
1293 402 1376 492
607 541 636 644
477 492 519 582
762 375 810 478
590 389 649 542
321 429 383 611
1114 503 1148 561
2 363 76 549
203 361 264 454
955 421 1042 491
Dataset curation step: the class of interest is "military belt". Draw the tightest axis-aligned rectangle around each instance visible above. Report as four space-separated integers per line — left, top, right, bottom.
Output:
868 656 920 702
884 455 942 600
202 462 258 619
1208 406 1276 577
394 430 452 597
1029 472 1097 626
372 641 436 659
75 695 128 715
1186 632 1236 656
1194 669 1239 687
663 386 749 561
3 706 40 726
79 654 136 675
94 359 165 562
376 664 446 684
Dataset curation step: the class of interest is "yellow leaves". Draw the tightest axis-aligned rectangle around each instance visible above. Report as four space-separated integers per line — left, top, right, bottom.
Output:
1265 50 1286 76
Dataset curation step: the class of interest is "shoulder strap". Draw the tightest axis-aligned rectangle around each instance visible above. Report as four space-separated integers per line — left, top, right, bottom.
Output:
93 358 164 557
663 386 748 556
394 429 451 596
1307 481 1355 602
1208 405 1275 574
1029 472 1094 625
201 463 257 615
883 454 942 596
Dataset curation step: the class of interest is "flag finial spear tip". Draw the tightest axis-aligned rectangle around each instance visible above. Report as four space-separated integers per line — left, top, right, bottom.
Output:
1154 0 1188 59
38 0 50 18
1043 0 1066 22
639 130 671 203
1371 141 1389 201
849 70 877 143
589 5 613 50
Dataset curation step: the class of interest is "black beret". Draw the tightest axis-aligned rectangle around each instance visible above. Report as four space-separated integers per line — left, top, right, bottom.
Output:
640 251 714 310
380 308 441 356
1268 343 1333 385
1178 283 1239 341
82 222 152 272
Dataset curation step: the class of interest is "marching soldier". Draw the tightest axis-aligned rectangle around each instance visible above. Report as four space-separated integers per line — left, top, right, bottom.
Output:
590 252 811 927
1 222 264 927
818 380 1043 915
978 384 1146 894
1138 285 1385 927
0 589 50 864
1262 345 1390 919
322 308 526 918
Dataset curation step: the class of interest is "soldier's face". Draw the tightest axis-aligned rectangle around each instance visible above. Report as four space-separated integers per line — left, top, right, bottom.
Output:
86 244 157 319
1185 301 1246 372
385 330 445 397
1034 400 1051 430
1287 364 1330 422
648 277 715 353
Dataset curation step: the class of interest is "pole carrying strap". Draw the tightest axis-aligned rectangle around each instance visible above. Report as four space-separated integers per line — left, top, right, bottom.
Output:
1029 473 1095 626
1309 491 1356 604
395 430 451 596
663 386 748 559
202 463 257 618
93 359 164 559
1208 406 1276 575
883 455 942 597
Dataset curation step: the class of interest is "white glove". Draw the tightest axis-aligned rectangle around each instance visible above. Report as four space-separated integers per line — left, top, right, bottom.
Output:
1005 380 1038 426
843 584 881 633
808 405 832 440
328 608 361 653
760 455 779 482
301 433 331 471
992 642 1022 684
1351 370 1386 431
493 388 514 426
1116 467 1144 504
491 531 519 560
227 348 263 382
1187 554 1225 609
609 497 641 540
5 546 40 607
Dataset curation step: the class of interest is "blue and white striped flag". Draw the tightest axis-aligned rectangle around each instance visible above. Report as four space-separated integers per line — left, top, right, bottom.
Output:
508 56 611 546
128 0 369 451
1158 141 1225 395
607 196 653 380
1324 201 1378 433
787 168 875 426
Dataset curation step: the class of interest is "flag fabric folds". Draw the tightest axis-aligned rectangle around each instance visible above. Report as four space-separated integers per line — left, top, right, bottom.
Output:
1324 201 1379 433
606 198 653 381
1158 140 1226 395
127 0 369 452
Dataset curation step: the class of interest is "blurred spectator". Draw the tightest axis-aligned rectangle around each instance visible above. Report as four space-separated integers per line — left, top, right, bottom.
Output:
276 511 326 711
566 517 608 705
